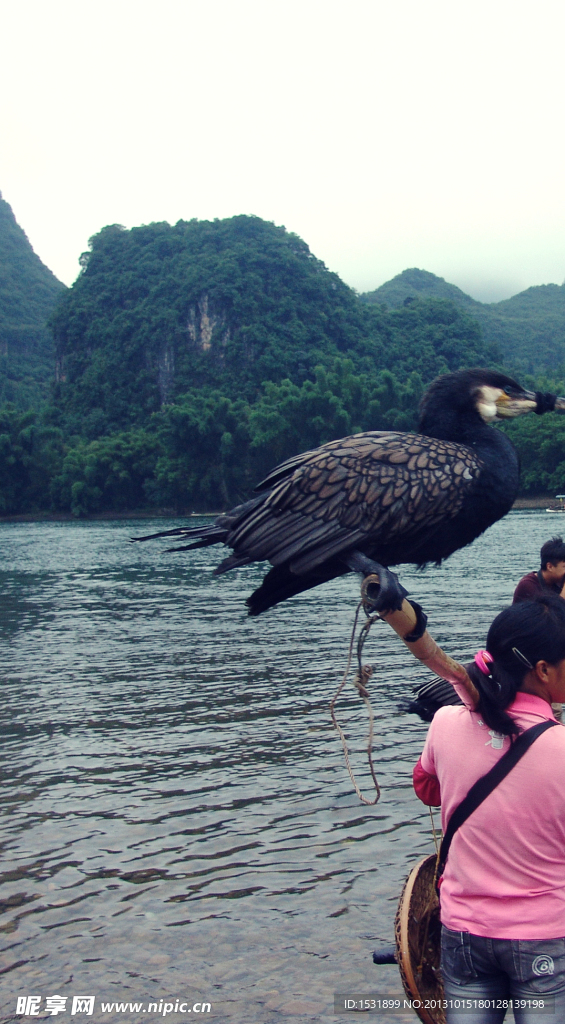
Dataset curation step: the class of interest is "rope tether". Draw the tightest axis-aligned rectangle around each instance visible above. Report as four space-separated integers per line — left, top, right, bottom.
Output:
330 594 383 805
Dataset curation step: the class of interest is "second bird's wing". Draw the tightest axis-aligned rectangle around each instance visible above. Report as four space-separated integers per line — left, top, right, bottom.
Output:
219 431 483 573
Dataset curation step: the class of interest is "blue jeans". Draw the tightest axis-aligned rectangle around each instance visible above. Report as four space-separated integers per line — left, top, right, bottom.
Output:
441 927 565 1023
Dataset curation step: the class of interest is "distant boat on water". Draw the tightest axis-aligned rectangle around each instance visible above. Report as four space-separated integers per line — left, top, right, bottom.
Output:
546 494 565 512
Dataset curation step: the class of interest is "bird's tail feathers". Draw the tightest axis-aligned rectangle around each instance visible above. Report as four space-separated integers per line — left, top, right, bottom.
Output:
132 525 227 547
132 526 194 541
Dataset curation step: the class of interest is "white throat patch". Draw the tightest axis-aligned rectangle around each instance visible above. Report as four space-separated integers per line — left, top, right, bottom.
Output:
475 385 501 423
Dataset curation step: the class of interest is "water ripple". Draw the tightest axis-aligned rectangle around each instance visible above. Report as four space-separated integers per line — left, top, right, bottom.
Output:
0 512 548 1020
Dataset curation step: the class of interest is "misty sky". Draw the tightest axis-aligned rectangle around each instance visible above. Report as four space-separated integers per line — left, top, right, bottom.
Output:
1 0 564 302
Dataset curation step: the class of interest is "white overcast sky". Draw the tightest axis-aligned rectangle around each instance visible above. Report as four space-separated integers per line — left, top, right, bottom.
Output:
1 0 564 301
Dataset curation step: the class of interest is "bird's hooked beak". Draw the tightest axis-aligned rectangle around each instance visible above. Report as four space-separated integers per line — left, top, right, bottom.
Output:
492 387 565 420
493 388 538 419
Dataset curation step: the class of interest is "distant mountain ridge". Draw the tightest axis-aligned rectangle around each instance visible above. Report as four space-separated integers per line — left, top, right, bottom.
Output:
362 268 565 376
0 192 65 407
362 268 481 311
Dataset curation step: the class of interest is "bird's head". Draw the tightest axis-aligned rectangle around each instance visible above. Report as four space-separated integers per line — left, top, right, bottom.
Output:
473 372 538 422
419 368 565 440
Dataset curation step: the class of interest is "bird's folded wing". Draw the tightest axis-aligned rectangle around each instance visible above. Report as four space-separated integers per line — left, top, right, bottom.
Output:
223 432 482 572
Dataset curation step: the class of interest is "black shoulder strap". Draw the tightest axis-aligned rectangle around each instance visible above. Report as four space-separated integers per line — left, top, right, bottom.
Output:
437 719 557 883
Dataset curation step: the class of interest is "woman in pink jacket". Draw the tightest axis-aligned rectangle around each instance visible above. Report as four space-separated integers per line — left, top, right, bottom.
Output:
413 594 565 1023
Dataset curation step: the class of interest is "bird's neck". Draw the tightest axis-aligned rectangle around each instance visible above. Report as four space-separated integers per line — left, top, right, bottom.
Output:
418 407 494 446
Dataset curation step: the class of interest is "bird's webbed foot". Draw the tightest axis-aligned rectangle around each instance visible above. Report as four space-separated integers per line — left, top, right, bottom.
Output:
344 551 408 614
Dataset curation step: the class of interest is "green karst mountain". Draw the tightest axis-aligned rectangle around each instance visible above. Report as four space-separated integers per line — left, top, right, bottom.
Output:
0 192 66 407
51 217 491 437
363 268 565 376
43 216 491 514
363 267 481 312
3 202 565 518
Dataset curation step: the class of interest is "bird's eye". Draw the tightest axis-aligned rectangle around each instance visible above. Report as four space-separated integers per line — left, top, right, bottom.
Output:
504 385 513 395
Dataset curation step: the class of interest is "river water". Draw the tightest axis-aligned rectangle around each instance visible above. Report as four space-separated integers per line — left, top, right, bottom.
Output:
0 510 556 1022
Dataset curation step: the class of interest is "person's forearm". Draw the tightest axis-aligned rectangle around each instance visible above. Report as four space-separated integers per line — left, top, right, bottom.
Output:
379 598 479 708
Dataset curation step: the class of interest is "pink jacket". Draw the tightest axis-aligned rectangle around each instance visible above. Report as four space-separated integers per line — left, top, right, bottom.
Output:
414 693 565 938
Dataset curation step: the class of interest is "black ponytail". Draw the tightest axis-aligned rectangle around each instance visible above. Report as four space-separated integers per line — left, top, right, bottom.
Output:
467 594 565 738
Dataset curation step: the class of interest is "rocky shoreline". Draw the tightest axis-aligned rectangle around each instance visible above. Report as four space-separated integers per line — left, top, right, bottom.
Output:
513 496 562 509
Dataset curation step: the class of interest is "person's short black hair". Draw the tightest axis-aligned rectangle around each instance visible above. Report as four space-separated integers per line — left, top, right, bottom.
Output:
540 536 565 570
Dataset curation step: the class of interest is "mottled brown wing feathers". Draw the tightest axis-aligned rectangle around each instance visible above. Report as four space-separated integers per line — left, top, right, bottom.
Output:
227 432 482 571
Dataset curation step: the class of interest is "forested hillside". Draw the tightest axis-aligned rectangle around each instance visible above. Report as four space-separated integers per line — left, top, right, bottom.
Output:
33 215 493 514
0 192 65 407
51 217 493 437
363 268 565 376
362 268 480 312
2 212 565 518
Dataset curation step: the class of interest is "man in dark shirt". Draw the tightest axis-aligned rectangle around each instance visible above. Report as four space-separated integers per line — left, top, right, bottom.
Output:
513 535 565 603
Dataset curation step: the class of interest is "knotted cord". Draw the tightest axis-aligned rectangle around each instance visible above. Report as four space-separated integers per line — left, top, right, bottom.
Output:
330 597 383 805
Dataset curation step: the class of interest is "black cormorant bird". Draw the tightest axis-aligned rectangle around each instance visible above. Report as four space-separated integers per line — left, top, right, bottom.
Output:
407 676 466 721
134 368 565 615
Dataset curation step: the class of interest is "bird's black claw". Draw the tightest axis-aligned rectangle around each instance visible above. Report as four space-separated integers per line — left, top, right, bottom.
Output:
361 567 408 614
344 551 408 613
